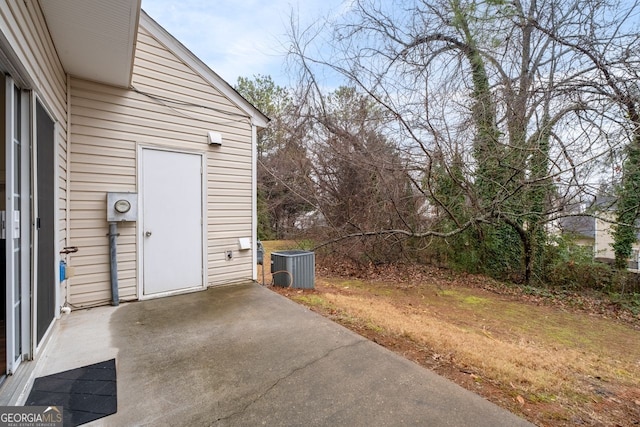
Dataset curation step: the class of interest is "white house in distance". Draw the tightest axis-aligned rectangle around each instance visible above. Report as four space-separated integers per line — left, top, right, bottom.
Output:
0 0 267 384
558 212 640 269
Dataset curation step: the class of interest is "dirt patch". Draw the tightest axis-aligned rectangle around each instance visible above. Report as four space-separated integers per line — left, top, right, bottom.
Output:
260 243 640 426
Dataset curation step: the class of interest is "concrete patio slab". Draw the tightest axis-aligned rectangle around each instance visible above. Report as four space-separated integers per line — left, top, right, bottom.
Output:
22 283 533 426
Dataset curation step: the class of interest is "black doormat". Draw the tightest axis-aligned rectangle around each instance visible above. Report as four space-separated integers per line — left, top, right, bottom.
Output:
25 359 117 426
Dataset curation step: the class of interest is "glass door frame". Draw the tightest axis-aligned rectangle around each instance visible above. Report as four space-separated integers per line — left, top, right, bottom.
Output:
5 75 31 375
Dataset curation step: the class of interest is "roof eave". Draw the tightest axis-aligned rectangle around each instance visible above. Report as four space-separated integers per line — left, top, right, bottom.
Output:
39 0 141 88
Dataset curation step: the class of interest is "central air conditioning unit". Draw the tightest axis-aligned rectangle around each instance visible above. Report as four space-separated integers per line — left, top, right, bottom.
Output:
270 250 315 289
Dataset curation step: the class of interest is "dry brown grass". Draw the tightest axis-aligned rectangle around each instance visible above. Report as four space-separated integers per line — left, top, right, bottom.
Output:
320 288 637 397
261 241 640 425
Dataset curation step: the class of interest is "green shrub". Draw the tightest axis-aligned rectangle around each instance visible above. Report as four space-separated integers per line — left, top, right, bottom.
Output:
540 235 611 290
608 292 640 314
547 261 613 291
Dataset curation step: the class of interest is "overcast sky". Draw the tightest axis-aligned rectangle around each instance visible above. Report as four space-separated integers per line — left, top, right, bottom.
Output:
141 0 348 87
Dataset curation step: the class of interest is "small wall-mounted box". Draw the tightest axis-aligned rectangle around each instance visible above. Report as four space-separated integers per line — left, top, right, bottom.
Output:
107 192 138 222
207 131 222 145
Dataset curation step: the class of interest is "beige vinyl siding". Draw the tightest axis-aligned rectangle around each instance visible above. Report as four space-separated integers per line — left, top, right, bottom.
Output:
0 1 69 300
69 83 138 306
68 22 255 306
134 24 255 288
595 217 614 259
594 215 640 263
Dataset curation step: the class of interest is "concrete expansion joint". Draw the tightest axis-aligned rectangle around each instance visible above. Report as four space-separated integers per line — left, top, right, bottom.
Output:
212 338 367 425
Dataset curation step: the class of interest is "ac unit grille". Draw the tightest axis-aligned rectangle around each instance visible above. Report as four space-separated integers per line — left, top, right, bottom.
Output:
270 250 315 289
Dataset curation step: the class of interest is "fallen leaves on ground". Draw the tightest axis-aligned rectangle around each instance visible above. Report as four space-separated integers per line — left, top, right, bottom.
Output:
269 256 640 426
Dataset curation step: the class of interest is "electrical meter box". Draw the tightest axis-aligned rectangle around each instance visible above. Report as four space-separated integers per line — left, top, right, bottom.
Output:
107 192 138 222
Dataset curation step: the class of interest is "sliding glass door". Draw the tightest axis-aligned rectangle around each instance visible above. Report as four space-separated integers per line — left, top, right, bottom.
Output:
5 76 30 374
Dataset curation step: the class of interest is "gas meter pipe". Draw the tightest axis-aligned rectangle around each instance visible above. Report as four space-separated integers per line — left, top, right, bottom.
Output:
108 222 120 306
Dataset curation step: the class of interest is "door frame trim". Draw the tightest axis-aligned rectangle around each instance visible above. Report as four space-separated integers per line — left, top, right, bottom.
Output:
5 77 32 374
136 144 207 301
32 95 60 356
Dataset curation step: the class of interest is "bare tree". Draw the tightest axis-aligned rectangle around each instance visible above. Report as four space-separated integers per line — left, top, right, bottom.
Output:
236 75 313 239
289 86 424 262
528 1 640 268
287 0 640 282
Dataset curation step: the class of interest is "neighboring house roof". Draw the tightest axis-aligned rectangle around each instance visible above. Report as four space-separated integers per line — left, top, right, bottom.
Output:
39 0 141 87
593 195 617 211
558 216 596 239
560 214 640 241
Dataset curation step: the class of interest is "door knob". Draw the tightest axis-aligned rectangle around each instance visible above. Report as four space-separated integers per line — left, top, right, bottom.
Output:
145 231 152 237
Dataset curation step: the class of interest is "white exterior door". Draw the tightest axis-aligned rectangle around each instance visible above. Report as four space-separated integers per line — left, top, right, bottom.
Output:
141 148 204 297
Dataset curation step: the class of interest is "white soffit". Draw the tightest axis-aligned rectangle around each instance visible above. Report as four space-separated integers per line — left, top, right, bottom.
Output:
39 0 140 87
